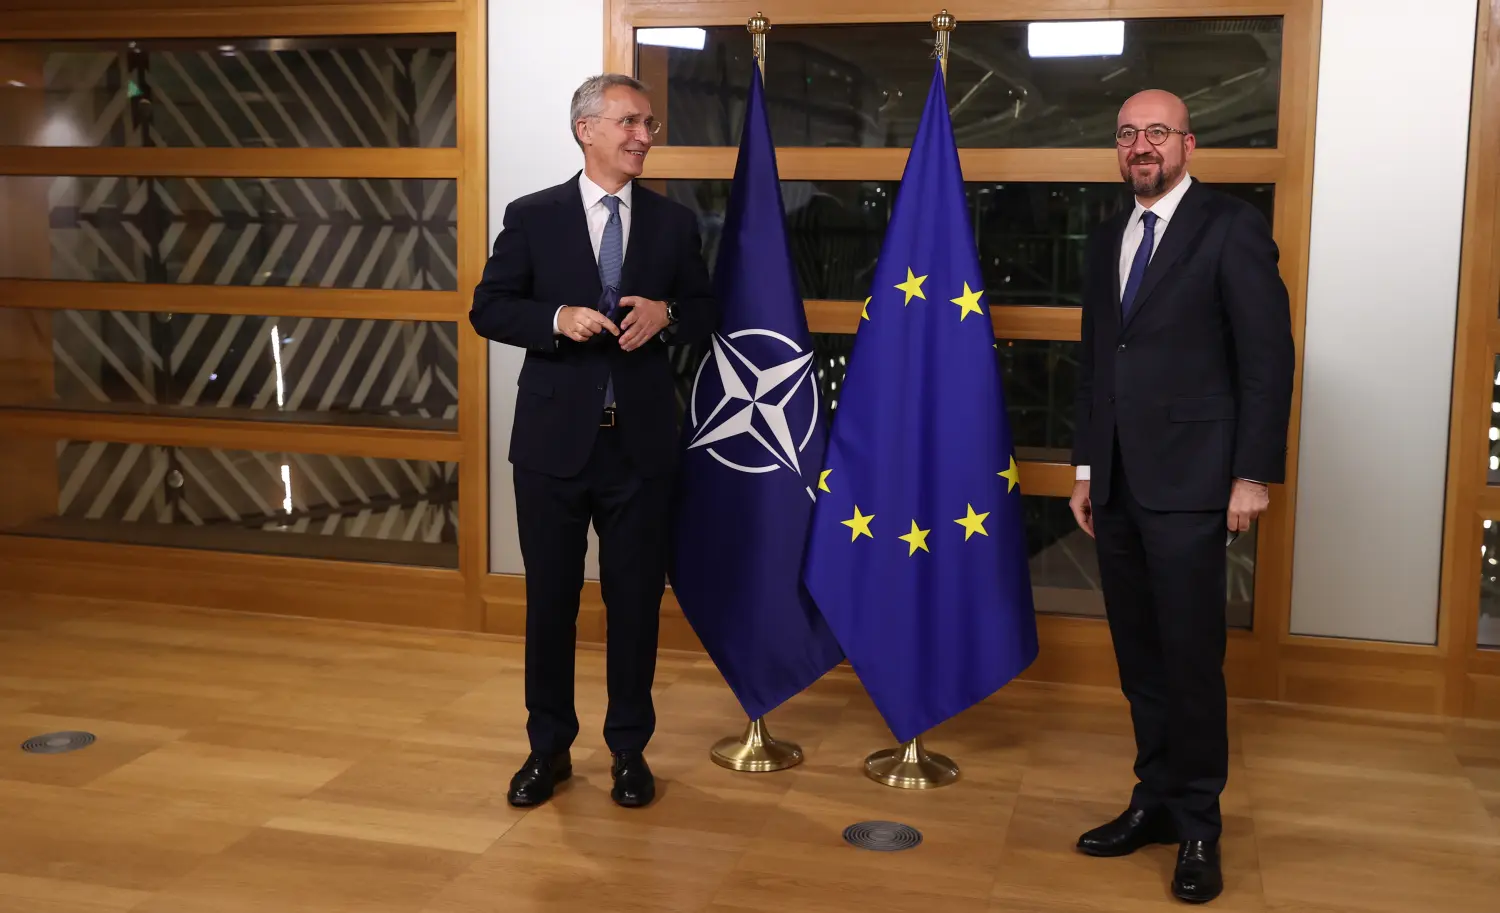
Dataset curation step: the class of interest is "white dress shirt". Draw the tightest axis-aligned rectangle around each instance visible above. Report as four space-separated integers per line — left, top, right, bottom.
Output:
553 172 633 333
1076 173 1192 482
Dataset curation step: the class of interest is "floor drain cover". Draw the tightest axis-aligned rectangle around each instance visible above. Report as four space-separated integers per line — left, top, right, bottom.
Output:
842 820 922 851
21 732 95 754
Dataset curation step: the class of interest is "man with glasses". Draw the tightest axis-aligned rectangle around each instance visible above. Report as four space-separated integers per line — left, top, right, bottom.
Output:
470 73 718 810
1068 89 1294 904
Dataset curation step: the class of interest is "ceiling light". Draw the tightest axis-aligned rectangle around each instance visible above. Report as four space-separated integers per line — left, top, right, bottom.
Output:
1028 21 1124 58
637 28 706 51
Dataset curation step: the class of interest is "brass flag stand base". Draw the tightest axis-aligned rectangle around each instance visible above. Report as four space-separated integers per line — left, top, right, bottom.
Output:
864 735 959 789
711 717 804 772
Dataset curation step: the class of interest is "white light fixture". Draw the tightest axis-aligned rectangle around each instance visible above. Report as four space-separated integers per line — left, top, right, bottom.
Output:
1027 21 1125 58
5 80 25 88
637 28 707 51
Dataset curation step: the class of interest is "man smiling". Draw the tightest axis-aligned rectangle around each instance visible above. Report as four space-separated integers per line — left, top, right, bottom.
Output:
469 73 718 809
1068 89 1294 903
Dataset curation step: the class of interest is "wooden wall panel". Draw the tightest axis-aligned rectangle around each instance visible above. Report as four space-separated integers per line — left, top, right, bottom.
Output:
0 538 467 629
456 0 489 630
0 0 453 8
0 4 461 39
1441 0 1500 719
0 48 57 530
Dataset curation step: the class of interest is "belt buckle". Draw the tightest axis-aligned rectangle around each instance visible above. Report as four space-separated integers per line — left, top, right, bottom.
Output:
601 406 616 428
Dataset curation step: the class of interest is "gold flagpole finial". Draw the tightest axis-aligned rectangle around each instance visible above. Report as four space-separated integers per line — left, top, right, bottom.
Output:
931 9 955 78
748 12 770 76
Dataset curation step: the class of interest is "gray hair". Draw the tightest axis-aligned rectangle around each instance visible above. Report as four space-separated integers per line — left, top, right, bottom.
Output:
570 73 648 148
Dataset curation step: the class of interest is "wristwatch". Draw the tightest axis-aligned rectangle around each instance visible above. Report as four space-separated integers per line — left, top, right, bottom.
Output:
665 300 678 325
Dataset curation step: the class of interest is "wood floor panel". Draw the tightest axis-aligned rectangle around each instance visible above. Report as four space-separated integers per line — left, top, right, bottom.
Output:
0 594 1495 912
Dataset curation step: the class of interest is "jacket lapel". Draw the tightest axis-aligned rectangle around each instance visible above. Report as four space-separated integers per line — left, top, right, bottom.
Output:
619 184 657 295
554 174 603 302
1108 208 1130 307
1122 179 1208 329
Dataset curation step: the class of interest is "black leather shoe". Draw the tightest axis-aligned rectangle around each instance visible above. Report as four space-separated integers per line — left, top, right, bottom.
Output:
1076 807 1177 857
1172 840 1222 904
507 751 571 808
609 750 655 808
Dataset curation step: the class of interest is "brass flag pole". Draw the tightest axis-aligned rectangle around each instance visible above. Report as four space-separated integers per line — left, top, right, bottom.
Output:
932 8 954 79
863 10 963 791
708 12 805 776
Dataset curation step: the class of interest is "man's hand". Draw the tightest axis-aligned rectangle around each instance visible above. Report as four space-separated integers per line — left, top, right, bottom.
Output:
1069 480 1094 539
557 306 620 343
617 297 670 351
1228 479 1270 533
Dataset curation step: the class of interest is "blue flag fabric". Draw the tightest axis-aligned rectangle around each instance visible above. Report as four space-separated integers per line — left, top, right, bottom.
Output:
669 61 844 720
801 60 1039 743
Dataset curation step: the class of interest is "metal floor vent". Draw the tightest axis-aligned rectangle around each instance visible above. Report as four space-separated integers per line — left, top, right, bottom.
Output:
842 820 923 851
21 732 96 754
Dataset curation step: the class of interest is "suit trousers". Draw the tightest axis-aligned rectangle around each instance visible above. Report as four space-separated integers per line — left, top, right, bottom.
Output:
513 421 672 756
1092 443 1229 842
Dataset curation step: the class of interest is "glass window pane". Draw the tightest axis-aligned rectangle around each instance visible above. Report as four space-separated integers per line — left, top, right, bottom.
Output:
0 436 457 567
800 332 1077 457
639 18 1282 148
1479 520 1500 648
1026 495 1255 626
0 176 457 290
1489 355 1500 483
0 35 456 148
0 308 457 429
659 179 1274 307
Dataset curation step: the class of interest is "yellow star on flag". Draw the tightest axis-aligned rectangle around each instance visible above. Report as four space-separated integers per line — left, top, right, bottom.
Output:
861 296 871 321
818 469 833 493
955 504 990 540
895 267 928 305
998 455 1021 493
842 506 875 541
898 520 931 556
950 282 984 321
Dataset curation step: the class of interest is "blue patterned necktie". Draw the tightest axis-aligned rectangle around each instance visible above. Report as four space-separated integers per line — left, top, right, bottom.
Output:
1120 210 1158 321
597 194 622 407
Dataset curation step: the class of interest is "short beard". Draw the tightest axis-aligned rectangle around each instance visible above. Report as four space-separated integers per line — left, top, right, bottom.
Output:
1124 155 1181 197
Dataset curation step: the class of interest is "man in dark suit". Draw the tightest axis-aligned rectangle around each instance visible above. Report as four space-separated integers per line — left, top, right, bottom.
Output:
1068 89 1294 903
469 73 718 809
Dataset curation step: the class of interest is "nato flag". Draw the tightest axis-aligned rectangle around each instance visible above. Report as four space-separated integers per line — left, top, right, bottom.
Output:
801 60 1039 743
668 61 844 720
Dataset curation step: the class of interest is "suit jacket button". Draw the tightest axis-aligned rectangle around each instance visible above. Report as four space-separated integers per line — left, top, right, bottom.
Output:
597 383 605 391
1108 396 1115 404
1117 343 1126 351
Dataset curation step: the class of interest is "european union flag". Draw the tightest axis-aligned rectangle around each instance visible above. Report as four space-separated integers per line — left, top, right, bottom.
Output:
669 61 844 720
802 60 1038 743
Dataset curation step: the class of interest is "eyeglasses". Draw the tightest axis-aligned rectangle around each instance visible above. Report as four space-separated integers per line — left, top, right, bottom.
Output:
590 114 662 136
1116 124 1189 146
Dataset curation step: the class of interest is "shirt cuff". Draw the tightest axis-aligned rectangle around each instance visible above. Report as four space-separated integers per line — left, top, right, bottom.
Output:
1075 465 1090 481
552 306 563 334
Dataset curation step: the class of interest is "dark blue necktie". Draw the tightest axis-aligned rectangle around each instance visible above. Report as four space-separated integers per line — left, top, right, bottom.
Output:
598 195 622 406
1120 210 1158 321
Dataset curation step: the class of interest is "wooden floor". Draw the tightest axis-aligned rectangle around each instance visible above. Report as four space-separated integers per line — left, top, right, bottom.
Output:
1 594 1497 912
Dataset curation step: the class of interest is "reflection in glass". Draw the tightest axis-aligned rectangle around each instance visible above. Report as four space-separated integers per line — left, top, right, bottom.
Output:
0 35 456 148
0 437 457 567
1026 495 1255 625
800 333 1077 457
0 309 457 429
0 176 458 290
1479 520 1500 648
661 179 1274 307
1489 355 1500 485
639 18 1282 148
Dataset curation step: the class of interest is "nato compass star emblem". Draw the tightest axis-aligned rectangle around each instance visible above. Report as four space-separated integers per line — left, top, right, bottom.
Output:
687 328 820 493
